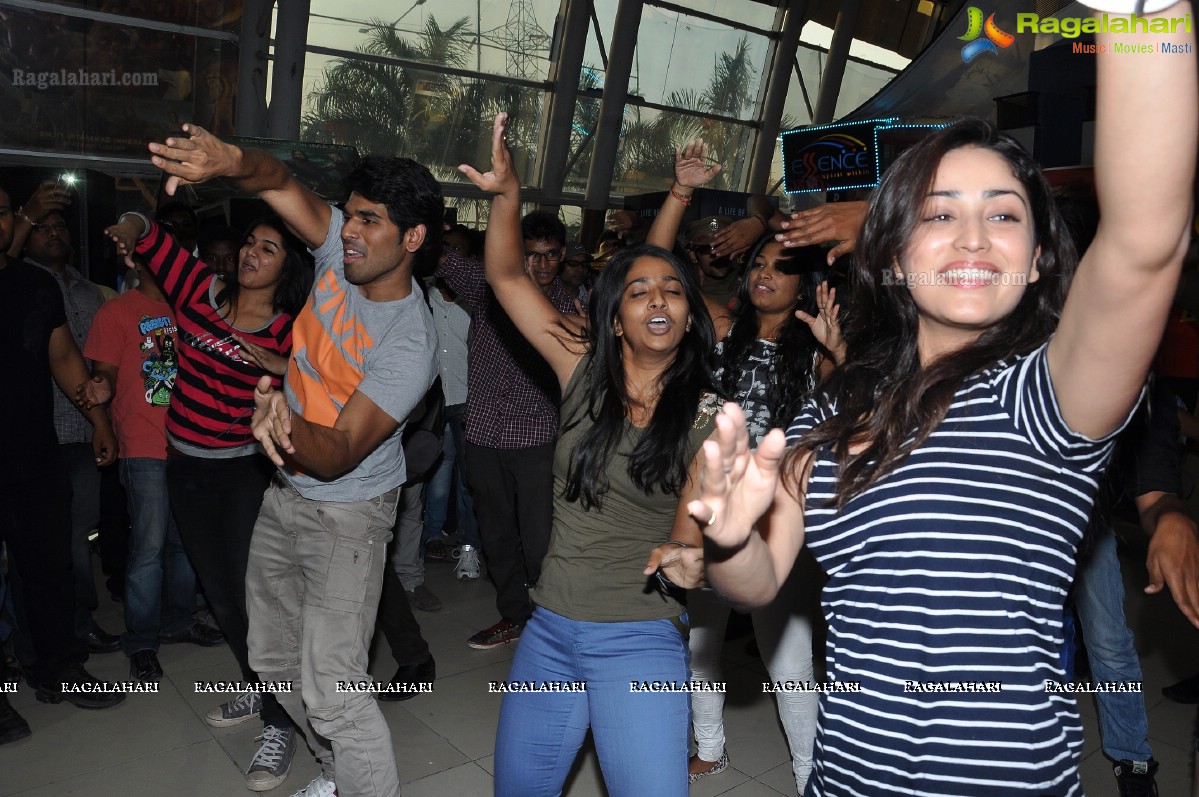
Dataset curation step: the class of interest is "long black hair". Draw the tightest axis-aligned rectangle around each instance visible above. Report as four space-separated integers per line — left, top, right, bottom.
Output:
783 119 1076 507
222 216 314 318
717 236 828 429
562 244 716 510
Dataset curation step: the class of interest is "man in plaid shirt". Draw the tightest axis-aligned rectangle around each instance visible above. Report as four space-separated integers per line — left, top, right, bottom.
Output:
436 210 577 649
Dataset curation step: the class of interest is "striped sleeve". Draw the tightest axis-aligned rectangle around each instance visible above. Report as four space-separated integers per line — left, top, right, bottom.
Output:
135 220 215 313
994 341 1135 467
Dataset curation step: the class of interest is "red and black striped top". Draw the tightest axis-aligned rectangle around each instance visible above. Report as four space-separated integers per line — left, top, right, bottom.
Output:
136 221 294 451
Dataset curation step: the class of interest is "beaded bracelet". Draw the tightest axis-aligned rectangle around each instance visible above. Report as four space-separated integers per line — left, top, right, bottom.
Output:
670 186 693 205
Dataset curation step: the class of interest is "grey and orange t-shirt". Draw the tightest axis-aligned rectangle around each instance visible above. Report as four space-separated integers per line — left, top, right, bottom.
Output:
281 208 438 502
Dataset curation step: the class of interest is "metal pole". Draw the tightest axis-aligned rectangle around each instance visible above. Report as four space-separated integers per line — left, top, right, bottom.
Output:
235 0 272 137
747 1 810 193
811 0 861 124
583 0 643 210
266 0 310 139
540 0 593 201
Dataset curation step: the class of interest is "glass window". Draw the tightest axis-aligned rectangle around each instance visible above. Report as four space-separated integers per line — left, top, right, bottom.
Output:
650 0 778 32
306 0 561 81
632 7 771 121
0 7 238 156
572 104 755 197
33 0 243 31
301 58 545 186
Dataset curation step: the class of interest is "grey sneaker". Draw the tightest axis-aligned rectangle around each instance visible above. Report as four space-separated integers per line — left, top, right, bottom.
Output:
406 584 442 612
453 544 481 580
245 724 296 791
205 691 262 727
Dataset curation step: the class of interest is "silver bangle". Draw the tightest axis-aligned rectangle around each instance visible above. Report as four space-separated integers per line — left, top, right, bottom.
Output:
118 212 152 240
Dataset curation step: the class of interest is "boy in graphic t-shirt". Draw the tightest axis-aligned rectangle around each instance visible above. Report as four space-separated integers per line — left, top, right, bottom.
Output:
84 254 221 683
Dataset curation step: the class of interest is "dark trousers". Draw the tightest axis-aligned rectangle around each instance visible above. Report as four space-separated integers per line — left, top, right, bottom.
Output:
97 463 130 601
464 442 554 625
166 451 289 728
0 459 86 682
377 549 430 667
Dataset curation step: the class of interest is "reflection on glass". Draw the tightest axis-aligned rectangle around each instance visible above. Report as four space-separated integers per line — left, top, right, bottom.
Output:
301 36 545 185
565 104 755 197
632 8 769 120
306 0 560 81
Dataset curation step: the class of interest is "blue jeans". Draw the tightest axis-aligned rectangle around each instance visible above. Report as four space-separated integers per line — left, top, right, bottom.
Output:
1073 524 1152 763
495 607 691 797
422 405 479 548
120 458 197 655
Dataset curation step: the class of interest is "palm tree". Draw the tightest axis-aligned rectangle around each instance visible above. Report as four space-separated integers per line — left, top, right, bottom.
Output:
301 16 474 166
304 25 765 204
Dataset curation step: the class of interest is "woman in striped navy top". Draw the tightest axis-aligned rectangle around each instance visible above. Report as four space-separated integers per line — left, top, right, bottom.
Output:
687 6 1196 795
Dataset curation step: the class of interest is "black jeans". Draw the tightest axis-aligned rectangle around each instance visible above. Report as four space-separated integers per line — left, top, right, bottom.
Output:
166 451 289 728
377 554 430 667
464 442 554 625
0 458 86 683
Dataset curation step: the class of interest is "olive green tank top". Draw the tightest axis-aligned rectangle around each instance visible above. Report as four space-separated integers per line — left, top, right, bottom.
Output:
532 358 718 622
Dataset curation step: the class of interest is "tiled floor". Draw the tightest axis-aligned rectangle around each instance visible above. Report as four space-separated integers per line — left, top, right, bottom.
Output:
2 531 1197 796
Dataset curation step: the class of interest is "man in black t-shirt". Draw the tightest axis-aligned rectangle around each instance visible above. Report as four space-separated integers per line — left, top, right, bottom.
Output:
0 184 124 745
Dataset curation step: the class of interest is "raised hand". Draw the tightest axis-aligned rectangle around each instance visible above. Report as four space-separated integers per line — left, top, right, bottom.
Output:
147 124 241 197
778 200 867 264
21 179 72 222
712 215 767 260
688 403 787 551
458 113 519 197
795 281 844 363
251 375 294 467
104 214 147 257
673 139 721 191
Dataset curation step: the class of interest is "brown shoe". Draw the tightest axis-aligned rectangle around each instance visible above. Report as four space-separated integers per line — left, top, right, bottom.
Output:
467 619 524 649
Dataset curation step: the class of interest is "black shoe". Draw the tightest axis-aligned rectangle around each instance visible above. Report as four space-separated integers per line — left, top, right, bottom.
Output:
32 664 125 709
1163 672 1199 703
81 627 121 654
1114 758 1159 797
161 620 225 647
378 655 435 702
0 694 31 745
129 650 163 682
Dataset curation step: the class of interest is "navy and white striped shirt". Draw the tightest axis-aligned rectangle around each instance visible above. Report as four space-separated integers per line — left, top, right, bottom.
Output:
786 343 1123 796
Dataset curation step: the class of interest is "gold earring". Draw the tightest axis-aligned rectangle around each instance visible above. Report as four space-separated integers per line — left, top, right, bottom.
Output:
686 318 692 332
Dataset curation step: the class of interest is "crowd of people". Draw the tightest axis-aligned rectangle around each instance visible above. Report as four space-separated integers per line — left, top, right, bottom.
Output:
0 4 1197 797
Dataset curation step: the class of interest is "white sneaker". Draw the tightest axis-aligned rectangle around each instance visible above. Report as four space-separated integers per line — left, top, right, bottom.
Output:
205 691 262 727
290 772 336 797
454 544 481 580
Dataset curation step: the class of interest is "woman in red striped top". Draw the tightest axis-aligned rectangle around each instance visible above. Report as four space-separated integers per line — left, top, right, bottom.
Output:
105 212 313 788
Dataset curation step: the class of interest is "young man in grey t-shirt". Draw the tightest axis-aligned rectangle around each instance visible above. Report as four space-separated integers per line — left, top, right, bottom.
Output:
147 128 443 797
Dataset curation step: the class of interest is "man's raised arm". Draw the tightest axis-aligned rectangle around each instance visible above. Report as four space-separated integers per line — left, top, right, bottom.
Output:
148 124 331 248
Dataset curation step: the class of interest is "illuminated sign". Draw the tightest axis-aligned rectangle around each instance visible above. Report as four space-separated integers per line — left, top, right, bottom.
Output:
781 119 895 194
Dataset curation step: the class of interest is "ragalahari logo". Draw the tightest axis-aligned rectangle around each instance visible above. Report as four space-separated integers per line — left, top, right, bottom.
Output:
959 7 1015 63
